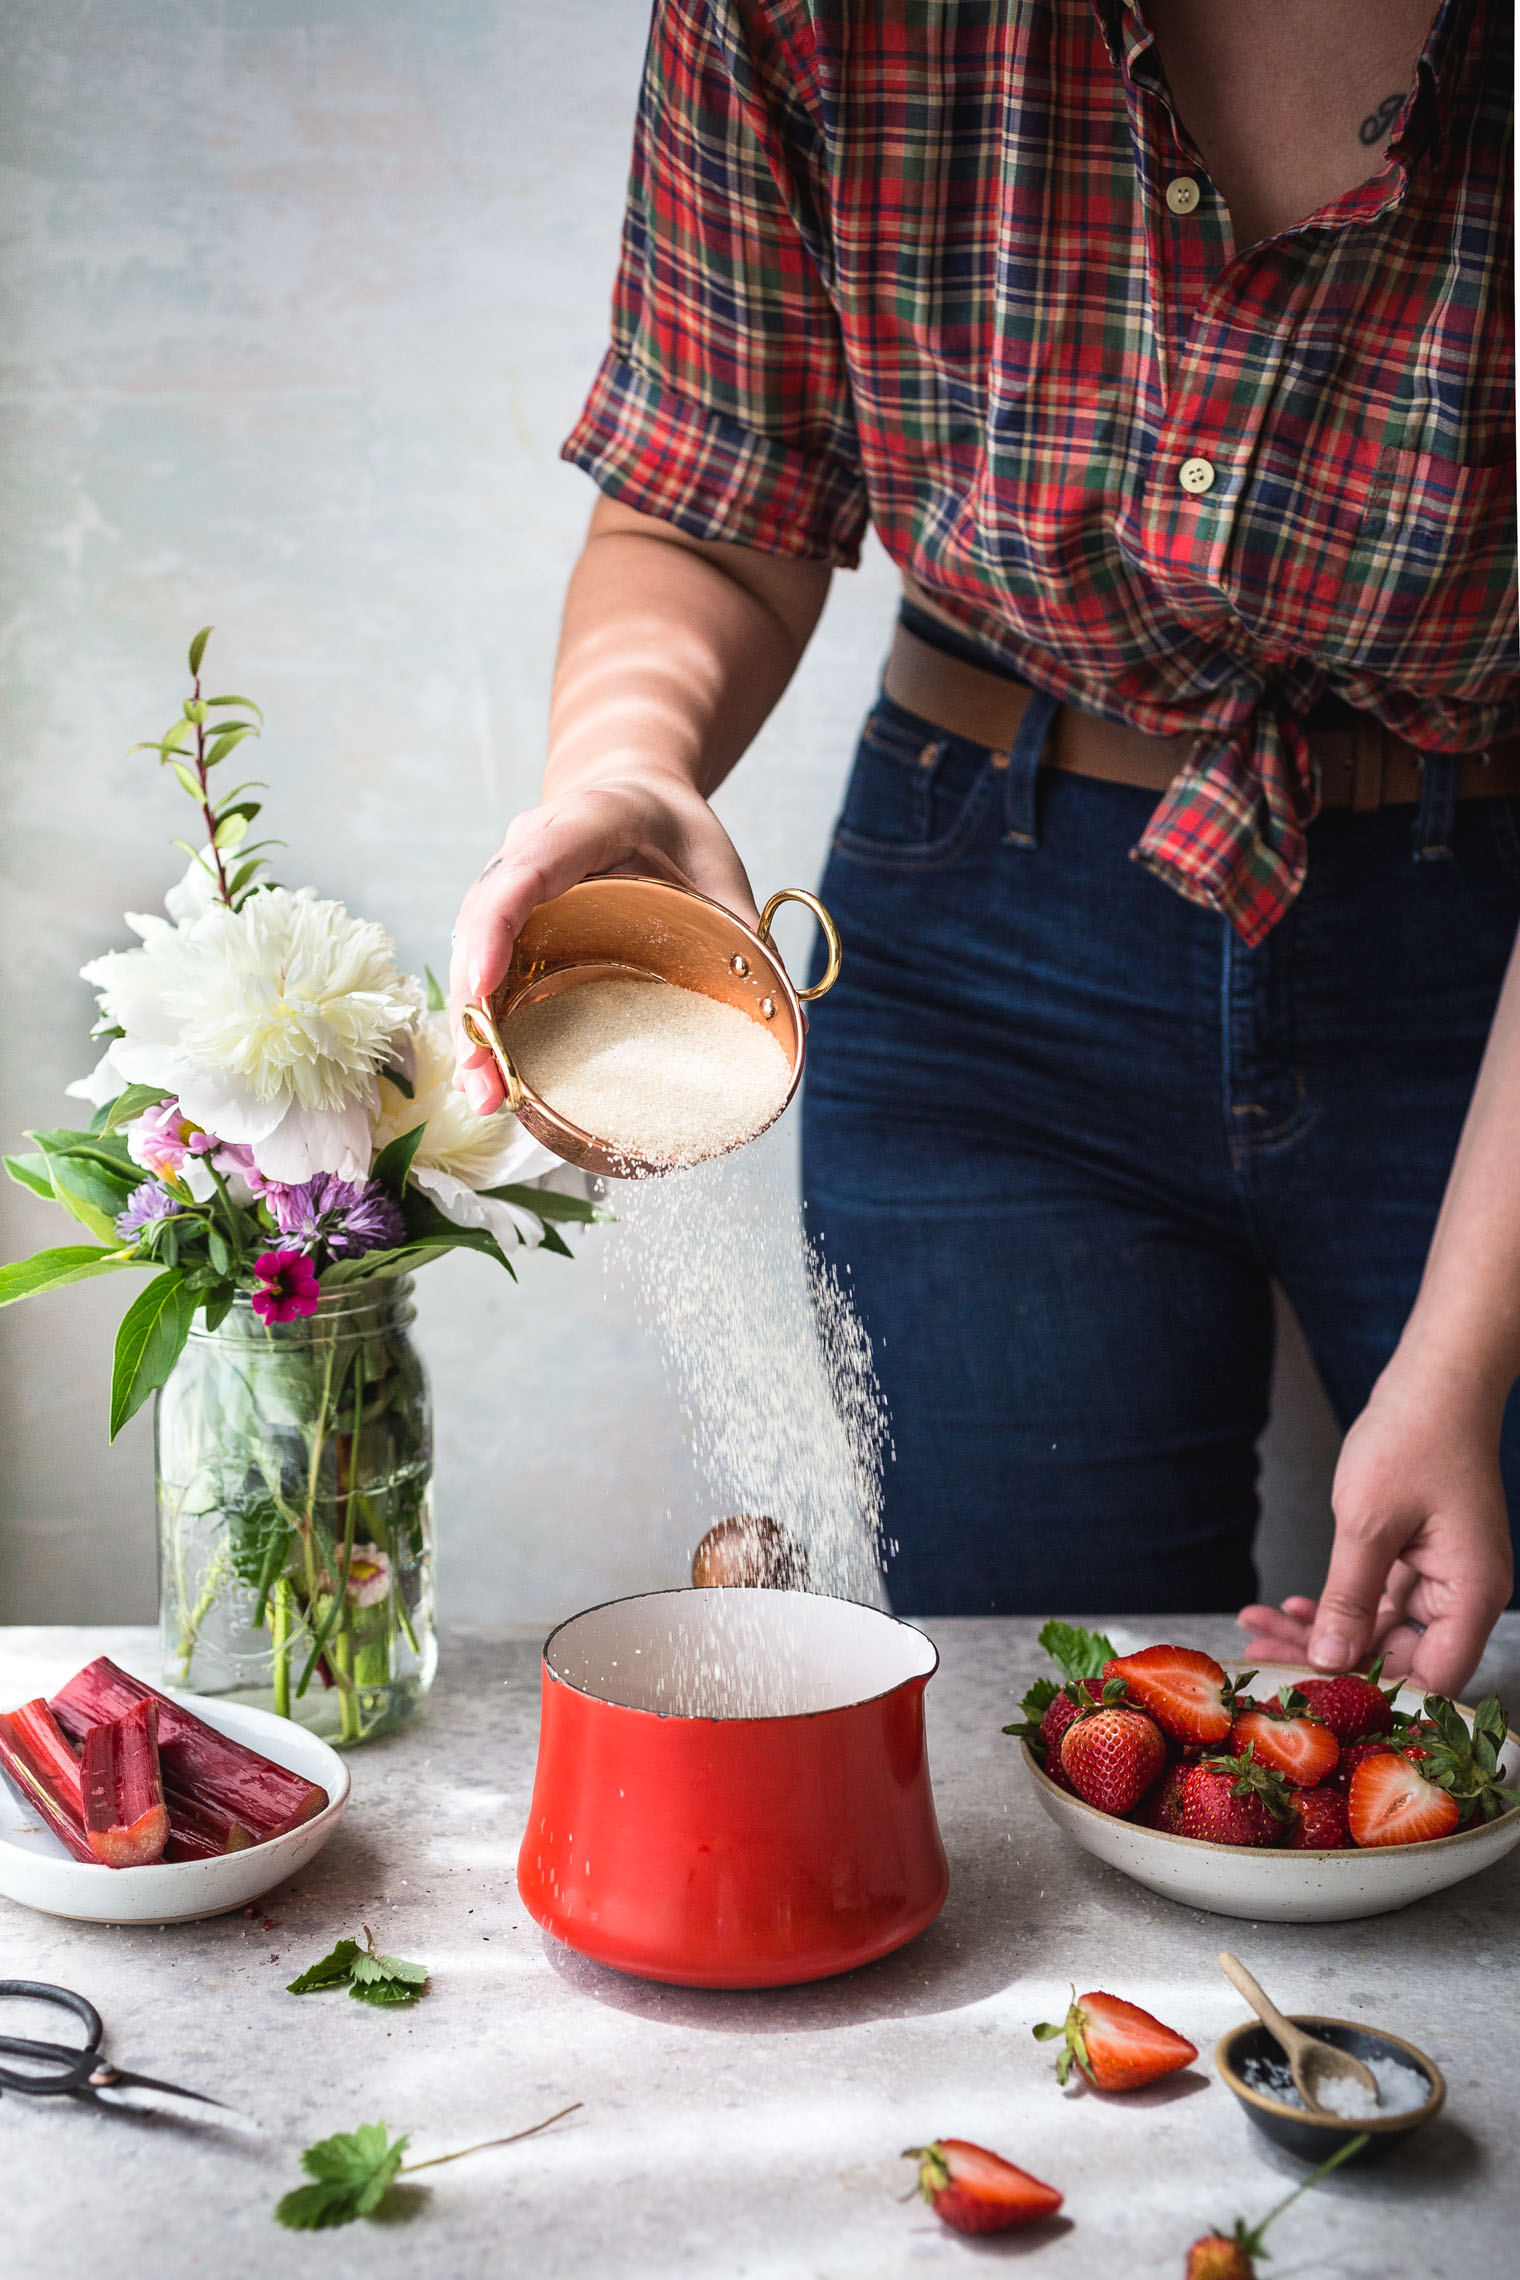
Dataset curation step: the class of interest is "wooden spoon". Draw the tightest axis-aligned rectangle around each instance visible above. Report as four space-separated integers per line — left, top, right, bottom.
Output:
1218 1952 1380 2114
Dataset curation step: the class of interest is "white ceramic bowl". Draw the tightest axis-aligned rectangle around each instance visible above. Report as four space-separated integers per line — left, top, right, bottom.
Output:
1022 1664 1520 1922
0 1689 350 1924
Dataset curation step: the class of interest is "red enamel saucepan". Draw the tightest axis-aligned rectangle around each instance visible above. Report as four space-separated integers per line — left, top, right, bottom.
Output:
516 1589 949 1989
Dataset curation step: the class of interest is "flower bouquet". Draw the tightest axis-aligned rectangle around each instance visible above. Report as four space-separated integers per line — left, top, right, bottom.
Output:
1 629 602 1743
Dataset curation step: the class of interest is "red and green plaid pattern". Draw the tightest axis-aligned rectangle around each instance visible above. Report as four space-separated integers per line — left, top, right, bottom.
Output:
564 0 1516 942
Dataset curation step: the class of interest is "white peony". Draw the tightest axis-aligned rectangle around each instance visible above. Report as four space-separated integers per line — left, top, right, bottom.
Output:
74 884 417 1182
373 1009 564 1253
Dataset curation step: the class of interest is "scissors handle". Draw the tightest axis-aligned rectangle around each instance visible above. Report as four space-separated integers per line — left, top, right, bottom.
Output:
0 1980 103 2095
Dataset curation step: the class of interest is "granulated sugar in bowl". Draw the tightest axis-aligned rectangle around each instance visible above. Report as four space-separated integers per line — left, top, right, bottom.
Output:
503 973 791 1169
460 876 842 1178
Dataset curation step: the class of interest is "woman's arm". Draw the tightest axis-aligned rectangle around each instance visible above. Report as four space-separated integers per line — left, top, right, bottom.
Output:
448 493 831 1111
1241 929 1520 1695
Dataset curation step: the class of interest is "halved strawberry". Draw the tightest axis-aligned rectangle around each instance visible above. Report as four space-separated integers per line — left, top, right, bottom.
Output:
1347 1751 1461 1847
1282 1784 1350 1850
1032 1988 1197 2092
1230 1704 1339 1789
1295 1659 1398 1743
1102 1647 1241 1748
1061 1702 1166 1815
903 2139 1063 2233
1177 1754 1291 1846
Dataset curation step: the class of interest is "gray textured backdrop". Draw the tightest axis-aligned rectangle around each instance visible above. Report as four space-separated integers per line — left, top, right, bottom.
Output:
0 0 1340 1626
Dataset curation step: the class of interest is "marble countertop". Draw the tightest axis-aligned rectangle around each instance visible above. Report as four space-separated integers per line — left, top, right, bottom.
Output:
4 1615 1518 2280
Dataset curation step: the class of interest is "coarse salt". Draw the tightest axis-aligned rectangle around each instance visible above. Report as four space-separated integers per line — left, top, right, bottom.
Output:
504 975 792 1167
1240 2050 1429 2117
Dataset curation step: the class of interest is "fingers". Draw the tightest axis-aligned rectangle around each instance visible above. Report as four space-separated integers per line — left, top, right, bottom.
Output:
1307 1525 1399 1673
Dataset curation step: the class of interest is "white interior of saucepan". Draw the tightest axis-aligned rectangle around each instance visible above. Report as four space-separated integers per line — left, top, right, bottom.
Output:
545 1589 936 1720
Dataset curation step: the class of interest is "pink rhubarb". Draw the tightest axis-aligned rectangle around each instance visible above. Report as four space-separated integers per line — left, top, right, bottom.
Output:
0 1698 97 1863
50 1657 327 1838
81 1698 169 1867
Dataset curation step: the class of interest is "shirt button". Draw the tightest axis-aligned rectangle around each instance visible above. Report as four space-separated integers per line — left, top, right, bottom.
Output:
1166 175 1201 215
1179 456 1216 496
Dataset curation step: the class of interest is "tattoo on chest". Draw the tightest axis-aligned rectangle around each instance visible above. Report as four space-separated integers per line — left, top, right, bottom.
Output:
1359 92 1404 148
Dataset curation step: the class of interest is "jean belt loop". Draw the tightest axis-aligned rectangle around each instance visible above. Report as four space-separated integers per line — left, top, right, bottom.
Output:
1003 689 1061 848
1413 749 1459 862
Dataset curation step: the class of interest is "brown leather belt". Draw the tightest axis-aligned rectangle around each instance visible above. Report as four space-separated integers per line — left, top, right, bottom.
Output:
884 620 1520 809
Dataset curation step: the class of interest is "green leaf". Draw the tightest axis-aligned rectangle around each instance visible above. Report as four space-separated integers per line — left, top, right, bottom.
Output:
536 1222 573 1259
100 1084 174 1137
205 724 258 768
204 694 264 720
156 719 194 759
379 1062 413 1100
183 698 207 725
274 2123 408 2231
1037 1619 1118 1682
424 965 446 1013
348 1977 423 2007
401 1190 516 1276
207 1226 232 1276
170 760 204 800
188 626 213 677
479 1182 609 1225
287 1937 362 1994
227 855 268 902
349 1950 428 1990
1002 1674 1061 1743
3 1152 56 1201
0 1244 142 1307
371 1123 428 1201
202 1283 235 1333
213 809 249 850
31 1141 136 1242
109 1270 195 1439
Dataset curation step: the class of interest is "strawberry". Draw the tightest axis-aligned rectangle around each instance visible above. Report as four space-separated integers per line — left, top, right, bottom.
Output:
1061 1699 1167 1815
1294 1657 1399 1743
1040 1678 1105 1759
1230 1701 1339 1788
1347 1751 1461 1847
1138 1761 1190 1834
1326 1736 1396 1797
1033 1988 1196 2091
903 2139 1063 2233
1177 1753 1291 1846
1282 1784 1350 1850
1102 1646 1244 1748
1185 2133 1371 2276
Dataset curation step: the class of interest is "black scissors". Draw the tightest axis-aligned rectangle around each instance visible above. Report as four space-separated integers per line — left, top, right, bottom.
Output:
0 1980 251 2124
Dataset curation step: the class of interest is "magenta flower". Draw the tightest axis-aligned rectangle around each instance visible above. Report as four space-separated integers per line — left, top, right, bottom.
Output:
251 1249 321 1326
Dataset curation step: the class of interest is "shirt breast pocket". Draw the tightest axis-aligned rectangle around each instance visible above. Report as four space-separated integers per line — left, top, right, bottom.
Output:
1231 440 1514 689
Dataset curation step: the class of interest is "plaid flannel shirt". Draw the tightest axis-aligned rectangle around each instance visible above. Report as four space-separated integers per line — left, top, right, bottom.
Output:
563 0 1517 942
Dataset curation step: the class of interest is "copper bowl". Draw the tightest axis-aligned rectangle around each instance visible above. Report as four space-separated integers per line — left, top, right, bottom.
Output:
458 876 840 1178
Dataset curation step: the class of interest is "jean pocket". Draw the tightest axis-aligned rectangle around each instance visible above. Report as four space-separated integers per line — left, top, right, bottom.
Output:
832 694 1001 870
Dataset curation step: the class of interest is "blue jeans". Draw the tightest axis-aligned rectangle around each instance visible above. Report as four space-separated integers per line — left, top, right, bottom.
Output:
801 689 1520 1616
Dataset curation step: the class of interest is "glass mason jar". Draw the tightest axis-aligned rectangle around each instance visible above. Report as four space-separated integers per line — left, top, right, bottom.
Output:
157 1278 437 1746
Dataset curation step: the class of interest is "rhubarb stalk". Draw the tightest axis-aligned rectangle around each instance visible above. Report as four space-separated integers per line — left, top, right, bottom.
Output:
81 1699 169 1867
0 1699 96 1863
50 1656 327 1837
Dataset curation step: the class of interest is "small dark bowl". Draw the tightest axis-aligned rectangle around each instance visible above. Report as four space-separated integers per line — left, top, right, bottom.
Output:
1216 2016 1444 2164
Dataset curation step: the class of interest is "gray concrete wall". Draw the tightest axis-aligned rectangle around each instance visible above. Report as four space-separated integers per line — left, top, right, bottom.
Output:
0 0 1340 1626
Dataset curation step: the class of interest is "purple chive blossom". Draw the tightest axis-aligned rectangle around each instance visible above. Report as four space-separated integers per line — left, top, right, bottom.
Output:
116 1181 181 1243
251 1249 321 1326
266 1172 406 1260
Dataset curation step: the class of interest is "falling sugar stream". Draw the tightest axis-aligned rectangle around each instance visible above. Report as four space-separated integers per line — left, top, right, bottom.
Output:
603 1128 891 1716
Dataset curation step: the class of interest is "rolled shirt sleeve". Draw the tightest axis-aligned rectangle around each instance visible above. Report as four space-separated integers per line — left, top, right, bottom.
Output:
561 0 869 566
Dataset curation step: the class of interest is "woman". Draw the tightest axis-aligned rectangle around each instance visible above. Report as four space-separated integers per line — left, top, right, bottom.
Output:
450 0 1516 1694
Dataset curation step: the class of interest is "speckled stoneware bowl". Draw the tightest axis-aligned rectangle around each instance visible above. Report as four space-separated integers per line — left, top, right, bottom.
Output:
1020 1664 1520 1922
1217 2016 1445 2162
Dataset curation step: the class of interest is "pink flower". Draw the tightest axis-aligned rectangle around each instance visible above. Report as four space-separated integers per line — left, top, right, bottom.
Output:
127 1095 201 1178
250 1249 321 1326
343 1544 392 1608
212 1140 275 1199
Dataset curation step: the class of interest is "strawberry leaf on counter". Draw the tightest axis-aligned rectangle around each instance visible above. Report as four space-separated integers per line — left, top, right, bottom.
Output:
287 1925 430 2003
275 2122 408 2231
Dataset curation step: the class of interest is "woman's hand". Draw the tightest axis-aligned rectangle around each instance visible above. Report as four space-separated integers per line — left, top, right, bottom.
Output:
1238 1353 1514 1698
447 771 756 1113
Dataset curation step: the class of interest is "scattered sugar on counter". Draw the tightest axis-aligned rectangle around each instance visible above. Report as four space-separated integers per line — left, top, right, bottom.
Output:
1241 2052 1429 2116
504 975 791 1166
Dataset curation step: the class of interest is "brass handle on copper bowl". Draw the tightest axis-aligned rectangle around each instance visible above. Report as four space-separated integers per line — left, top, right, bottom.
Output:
756 889 842 1003
459 1001 525 1114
